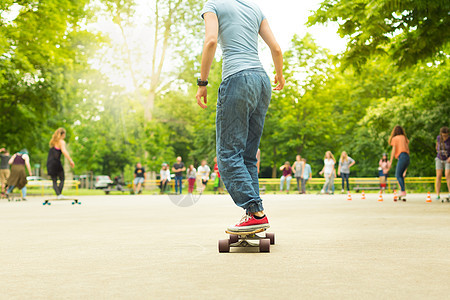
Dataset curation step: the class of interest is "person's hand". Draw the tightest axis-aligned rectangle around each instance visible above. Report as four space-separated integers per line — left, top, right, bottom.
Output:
337 172 340 177
319 171 323 176
196 86 208 109
273 74 285 91
447 157 450 164
70 160 75 168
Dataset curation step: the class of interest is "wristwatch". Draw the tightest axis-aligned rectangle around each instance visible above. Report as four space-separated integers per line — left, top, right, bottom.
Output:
197 78 208 86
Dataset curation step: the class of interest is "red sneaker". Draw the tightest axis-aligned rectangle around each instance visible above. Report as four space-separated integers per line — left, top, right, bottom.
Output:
227 214 270 232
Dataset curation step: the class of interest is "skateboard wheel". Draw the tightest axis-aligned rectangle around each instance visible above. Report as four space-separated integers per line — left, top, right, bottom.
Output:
72 202 75 205
259 239 270 253
218 239 230 253
229 234 239 244
265 233 275 245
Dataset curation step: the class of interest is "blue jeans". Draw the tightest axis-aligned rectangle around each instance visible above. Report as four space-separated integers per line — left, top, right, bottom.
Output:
7 185 27 198
341 173 350 191
280 175 292 191
175 176 183 194
396 152 410 192
216 68 271 214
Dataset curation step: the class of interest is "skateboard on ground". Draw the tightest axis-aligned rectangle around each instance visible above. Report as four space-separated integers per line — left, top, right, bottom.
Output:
5 193 23 202
442 197 450 203
43 198 81 205
218 228 275 253
398 196 406 202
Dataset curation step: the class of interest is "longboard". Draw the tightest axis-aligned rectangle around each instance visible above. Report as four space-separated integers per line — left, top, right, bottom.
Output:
398 196 406 202
43 198 81 205
4 193 23 202
442 197 450 203
218 227 275 253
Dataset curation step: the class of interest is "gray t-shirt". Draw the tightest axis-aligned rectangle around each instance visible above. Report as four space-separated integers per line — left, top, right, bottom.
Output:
201 0 265 80
339 157 355 174
0 154 11 169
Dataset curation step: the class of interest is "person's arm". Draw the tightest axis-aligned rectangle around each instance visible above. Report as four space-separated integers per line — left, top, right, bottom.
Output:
389 146 395 169
8 154 16 165
319 165 324 176
196 12 219 109
349 158 356 168
24 154 32 176
172 166 177 172
337 163 341 177
279 165 285 170
259 19 284 90
181 165 186 172
60 140 75 168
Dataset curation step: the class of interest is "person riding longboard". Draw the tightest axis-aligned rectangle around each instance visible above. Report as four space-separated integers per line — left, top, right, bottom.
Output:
196 0 284 232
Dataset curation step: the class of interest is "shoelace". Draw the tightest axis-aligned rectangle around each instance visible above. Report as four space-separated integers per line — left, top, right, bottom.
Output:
237 213 252 225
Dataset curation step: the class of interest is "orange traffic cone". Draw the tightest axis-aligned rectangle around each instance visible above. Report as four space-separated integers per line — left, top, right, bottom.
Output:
426 192 432 203
378 191 384 202
393 190 398 202
347 191 352 201
361 190 366 200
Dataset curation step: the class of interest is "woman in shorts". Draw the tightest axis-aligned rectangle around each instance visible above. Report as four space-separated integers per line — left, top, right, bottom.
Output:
435 126 450 201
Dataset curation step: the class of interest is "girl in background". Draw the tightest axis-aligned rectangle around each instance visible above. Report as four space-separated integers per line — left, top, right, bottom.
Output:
388 126 410 198
319 151 336 194
187 164 197 194
47 128 75 199
378 153 391 192
292 155 304 194
279 161 293 193
435 126 450 201
338 151 355 193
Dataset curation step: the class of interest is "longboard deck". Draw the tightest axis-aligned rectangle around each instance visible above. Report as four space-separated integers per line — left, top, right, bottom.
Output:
43 198 81 205
225 227 267 236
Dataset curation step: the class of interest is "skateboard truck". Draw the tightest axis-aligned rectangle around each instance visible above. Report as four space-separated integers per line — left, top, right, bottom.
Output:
218 228 275 253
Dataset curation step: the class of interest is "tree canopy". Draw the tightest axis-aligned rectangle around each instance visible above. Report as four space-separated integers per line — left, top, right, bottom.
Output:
1 0 448 182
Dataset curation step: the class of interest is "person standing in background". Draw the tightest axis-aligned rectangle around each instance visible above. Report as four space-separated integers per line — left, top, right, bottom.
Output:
197 160 211 193
388 126 410 198
378 153 391 192
319 151 336 194
301 158 312 194
279 161 293 193
159 163 171 194
337 151 355 193
6 149 32 201
133 162 146 194
0 148 11 196
187 164 197 194
172 156 186 195
435 126 450 201
292 155 304 194
47 128 75 199
213 156 224 194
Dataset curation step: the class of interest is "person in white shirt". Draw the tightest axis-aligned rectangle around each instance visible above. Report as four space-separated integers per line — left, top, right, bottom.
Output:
319 151 336 194
159 163 171 194
197 160 211 193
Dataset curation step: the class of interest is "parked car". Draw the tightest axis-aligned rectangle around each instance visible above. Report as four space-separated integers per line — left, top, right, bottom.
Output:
94 175 113 189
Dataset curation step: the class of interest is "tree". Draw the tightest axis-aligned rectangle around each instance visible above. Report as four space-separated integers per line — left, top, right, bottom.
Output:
309 0 450 68
99 0 204 121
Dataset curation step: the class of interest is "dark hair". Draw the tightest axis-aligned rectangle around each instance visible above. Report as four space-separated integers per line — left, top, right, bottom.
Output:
389 125 407 144
439 126 449 153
